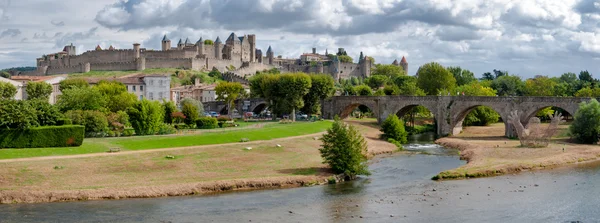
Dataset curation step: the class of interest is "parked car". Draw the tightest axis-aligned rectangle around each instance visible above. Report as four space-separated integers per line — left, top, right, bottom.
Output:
210 111 218 117
204 112 212 117
296 113 308 120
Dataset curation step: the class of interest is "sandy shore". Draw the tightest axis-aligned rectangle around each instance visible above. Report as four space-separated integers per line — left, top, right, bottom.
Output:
0 120 397 204
433 123 600 180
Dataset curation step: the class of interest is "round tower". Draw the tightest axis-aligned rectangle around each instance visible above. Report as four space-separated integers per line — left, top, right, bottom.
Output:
400 56 408 74
214 36 223 59
266 46 274 65
161 35 171 51
133 43 141 59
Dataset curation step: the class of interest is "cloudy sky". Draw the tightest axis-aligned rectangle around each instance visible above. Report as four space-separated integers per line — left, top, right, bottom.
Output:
1 0 600 78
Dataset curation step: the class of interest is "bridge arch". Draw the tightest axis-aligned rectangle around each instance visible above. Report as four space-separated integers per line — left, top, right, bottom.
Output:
250 103 268 114
451 105 506 136
339 103 377 119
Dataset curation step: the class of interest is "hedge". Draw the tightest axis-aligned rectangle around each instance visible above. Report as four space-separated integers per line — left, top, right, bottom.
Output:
56 118 72 126
196 117 218 129
0 125 85 148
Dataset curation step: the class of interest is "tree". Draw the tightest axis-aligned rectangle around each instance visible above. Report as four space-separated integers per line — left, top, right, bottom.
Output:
127 99 164 135
364 75 389 89
0 71 10 78
574 87 600 97
338 55 353 63
319 117 370 178
204 40 214 45
481 72 495 81
57 86 107 112
181 102 199 125
25 81 52 101
208 67 221 79
366 56 375 63
447 66 476 86
490 75 525 96
215 82 244 117
579 70 593 83
393 76 426 96
28 99 63 126
559 72 580 95
0 99 38 130
162 100 177 124
179 98 204 118
569 99 600 144
278 73 312 121
380 114 408 144
354 85 373 96
301 74 335 115
372 64 405 78
524 76 558 96
0 81 17 99
383 84 400 95
94 80 137 112
416 62 456 95
59 78 89 91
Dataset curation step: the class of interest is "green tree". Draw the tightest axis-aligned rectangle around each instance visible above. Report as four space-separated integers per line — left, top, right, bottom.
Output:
372 64 405 78
301 74 335 115
127 99 164 135
28 99 63 126
524 76 558 96
0 81 17 99
94 80 137 112
393 76 426 96
58 78 89 91
25 81 52 101
162 100 177 124
354 85 373 96
57 86 107 112
279 73 312 121
338 55 353 63
559 72 580 95
579 70 594 83
447 66 476 86
0 71 10 78
319 117 370 178
416 62 456 95
204 40 214 45
570 99 600 144
208 67 221 79
383 84 400 95
181 102 199 125
364 75 389 89
380 114 408 144
215 82 244 117
0 99 38 130
490 75 525 96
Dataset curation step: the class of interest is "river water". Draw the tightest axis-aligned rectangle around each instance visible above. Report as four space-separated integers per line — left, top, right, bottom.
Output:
1 134 600 222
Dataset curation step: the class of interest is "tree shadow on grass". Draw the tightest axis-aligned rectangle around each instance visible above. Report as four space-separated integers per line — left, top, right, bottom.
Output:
278 167 333 176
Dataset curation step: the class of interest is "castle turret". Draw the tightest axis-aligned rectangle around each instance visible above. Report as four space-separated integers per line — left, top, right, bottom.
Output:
248 34 256 62
177 39 184 50
360 54 372 78
196 37 204 56
332 55 341 80
359 51 364 63
64 43 76 56
317 61 324 73
256 49 263 63
184 37 192 46
161 35 171 51
392 59 399 66
325 48 328 56
95 45 102 51
133 43 140 59
400 56 408 74
266 45 274 65
214 36 223 59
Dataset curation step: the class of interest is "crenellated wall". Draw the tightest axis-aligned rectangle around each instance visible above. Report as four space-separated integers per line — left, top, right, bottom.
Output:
46 63 89 75
90 61 137 71
145 58 194 70
141 49 197 59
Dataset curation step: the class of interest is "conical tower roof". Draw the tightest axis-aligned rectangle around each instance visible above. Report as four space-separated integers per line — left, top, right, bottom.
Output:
400 56 407 64
197 37 203 44
162 34 169 41
95 45 102 51
184 37 190 45
108 45 115 50
392 59 399 65
215 36 222 44
178 39 183 45
227 32 238 42
267 45 272 53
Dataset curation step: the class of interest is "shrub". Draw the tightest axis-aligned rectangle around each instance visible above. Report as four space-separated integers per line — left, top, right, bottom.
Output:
0 125 84 148
0 99 38 130
381 114 408 144
25 81 52 101
65 110 109 136
157 123 177 135
0 81 17 99
171 111 186 124
28 99 63 126
123 128 135 137
319 117 370 178
127 99 164 136
182 102 198 125
162 100 177 124
174 123 188 129
196 117 218 129
56 118 72 126
569 99 600 144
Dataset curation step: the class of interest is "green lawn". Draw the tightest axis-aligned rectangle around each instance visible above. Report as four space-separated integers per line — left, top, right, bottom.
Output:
0 121 332 160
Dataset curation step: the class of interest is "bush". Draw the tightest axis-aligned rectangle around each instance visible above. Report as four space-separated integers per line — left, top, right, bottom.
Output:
182 102 199 125
196 117 218 129
65 110 108 136
123 128 135 137
463 106 500 126
127 99 164 136
56 118 72 126
162 100 177 124
0 99 38 130
174 123 188 129
319 117 370 178
0 125 84 148
381 114 408 144
156 123 176 135
569 99 600 144
28 99 63 126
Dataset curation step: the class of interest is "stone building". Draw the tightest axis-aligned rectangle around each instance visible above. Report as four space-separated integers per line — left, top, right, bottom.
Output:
84 74 171 101
9 75 66 104
391 56 409 74
0 76 24 100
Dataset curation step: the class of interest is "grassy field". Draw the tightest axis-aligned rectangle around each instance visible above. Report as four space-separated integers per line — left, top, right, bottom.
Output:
0 121 332 160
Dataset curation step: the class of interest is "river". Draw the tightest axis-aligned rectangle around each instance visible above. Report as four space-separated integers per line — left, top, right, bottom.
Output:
1 134 599 222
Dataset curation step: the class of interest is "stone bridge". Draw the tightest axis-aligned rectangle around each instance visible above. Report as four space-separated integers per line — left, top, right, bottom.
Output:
203 98 268 115
321 96 590 137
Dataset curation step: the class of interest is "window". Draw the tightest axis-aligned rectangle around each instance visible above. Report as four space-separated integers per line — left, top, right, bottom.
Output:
133 86 136 91
150 80 154 85
149 92 154 100
159 92 163 99
140 85 144 91
139 95 142 100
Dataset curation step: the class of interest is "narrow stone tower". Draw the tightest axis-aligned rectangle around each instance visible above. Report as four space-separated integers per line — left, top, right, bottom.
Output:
161 35 171 51
133 43 141 59
177 39 184 50
266 46 274 65
197 37 204 56
248 34 256 62
360 54 372 78
400 56 408 74
214 37 223 59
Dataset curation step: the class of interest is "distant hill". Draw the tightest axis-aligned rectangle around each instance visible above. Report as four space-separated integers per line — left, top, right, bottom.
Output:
1 66 36 72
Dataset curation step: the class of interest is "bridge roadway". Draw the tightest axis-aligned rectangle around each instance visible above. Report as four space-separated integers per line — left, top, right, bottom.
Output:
321 96 589 137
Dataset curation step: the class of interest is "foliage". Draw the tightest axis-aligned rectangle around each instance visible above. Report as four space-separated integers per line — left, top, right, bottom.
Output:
0 99 38 130
171 112 186 124
381 114 408 144
416 62 456 95
95 80 137 112
208 67 221 79
373 89 385 96
338 55 353 63
0 125 85 148
319 117 370 177
162 100 177 124
579 70 594 83
524 76 558 96
393 75 426 96
447 66 476 86
179 98 204 116
456 82 500 126
301 74 335 115
383 84 400 95
127 99 164 136
215 82 244 116
490 75 525 96
25 81 53 101
0 71 9 78
574 87 600 97
204 39 214 45
569 99 600 144
354 85 373 96
65 110 108 135
157 123 177 135
57 86 107 112
0 81 17 99
196 117 218 129
372 64 405 78
365 75 389 89
252 73 312 118
59 78 89 91
28 99 63 126
107 111 130 129
181 102 199 125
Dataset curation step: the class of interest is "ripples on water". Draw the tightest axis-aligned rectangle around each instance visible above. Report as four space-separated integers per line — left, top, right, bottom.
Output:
1 133 599 222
